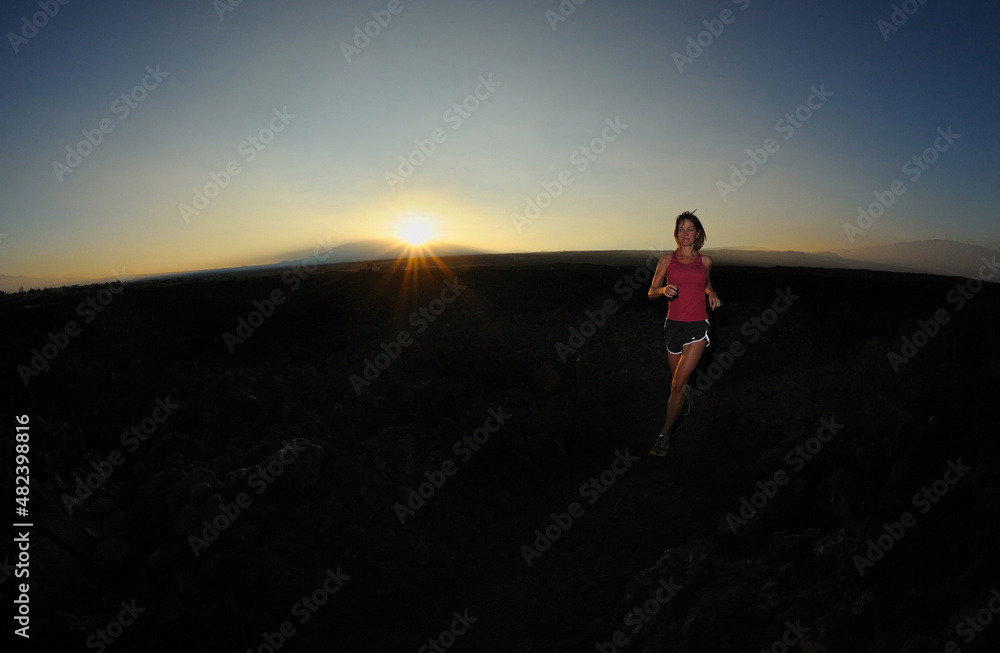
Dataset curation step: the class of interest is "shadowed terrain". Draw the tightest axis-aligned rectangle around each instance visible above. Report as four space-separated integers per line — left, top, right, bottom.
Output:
3 256 999 652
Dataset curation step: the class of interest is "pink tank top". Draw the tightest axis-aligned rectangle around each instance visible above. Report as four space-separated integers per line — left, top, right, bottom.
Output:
666 251 708 321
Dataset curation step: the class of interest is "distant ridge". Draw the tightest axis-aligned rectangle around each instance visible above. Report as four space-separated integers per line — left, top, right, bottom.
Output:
268 238 492 267
822 240 998 279
0 273 89 294
3 239 995 293
0 239 491 293
693 239 996 279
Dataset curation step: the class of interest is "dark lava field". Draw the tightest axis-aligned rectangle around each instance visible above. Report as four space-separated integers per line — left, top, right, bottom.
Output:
3 256 1000 652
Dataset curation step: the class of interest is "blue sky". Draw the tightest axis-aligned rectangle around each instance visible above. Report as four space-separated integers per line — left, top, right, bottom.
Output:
2 0 998 282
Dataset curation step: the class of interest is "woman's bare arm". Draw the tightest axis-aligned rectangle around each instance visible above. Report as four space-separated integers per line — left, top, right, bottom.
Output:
649 253 677 299
702 254 721 309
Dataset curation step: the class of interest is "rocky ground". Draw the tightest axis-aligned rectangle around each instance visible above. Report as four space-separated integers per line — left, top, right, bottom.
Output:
2 258 999 652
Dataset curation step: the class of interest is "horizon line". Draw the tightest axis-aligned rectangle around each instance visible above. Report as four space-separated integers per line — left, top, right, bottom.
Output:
3 239 998 293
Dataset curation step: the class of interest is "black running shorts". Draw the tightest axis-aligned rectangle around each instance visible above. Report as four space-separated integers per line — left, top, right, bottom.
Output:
662 318 710 355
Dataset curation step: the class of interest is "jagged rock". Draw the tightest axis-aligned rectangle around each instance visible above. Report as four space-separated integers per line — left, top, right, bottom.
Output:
147 431 218 463
93 538 137 577
165 468 221 514
270 438 324 494
767 530 818 563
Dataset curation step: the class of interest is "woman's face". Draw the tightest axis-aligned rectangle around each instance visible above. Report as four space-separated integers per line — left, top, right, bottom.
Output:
676 219 699 247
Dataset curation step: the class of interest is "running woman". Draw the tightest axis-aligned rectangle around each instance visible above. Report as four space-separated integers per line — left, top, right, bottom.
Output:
647 211 721 456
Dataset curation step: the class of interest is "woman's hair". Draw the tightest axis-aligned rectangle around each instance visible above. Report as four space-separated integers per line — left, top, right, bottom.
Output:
675 210 706 251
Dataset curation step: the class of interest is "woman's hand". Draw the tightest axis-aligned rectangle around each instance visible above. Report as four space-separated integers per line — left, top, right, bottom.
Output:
663 284 679 299
708 291 721 309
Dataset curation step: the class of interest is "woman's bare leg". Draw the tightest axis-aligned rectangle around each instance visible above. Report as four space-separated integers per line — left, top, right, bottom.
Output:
660 339 707 436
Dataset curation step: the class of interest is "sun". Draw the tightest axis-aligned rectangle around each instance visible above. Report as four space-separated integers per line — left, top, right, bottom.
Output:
401 221 430 246
398 213 434 247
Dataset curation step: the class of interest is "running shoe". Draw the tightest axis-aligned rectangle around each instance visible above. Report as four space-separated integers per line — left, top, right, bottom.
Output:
649 434 670 457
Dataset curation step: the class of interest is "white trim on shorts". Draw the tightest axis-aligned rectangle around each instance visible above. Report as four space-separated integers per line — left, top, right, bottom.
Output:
667 332 710 355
